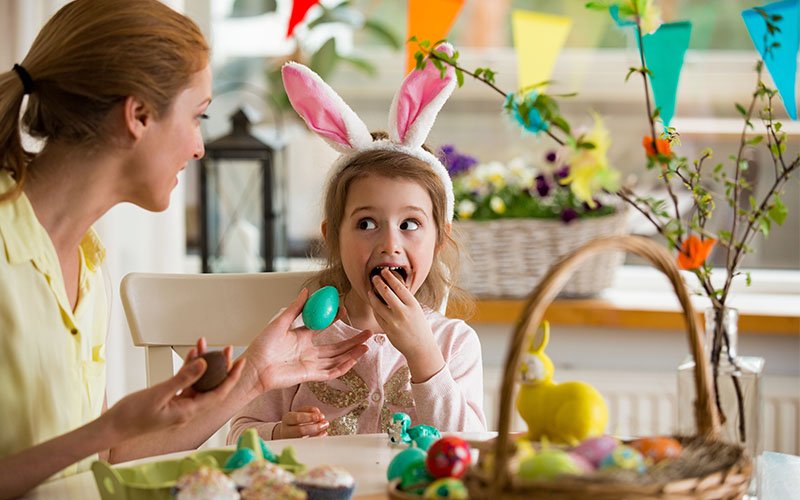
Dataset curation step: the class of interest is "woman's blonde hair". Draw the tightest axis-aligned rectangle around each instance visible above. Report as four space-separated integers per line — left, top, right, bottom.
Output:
0 0 209 201
315 136 470 314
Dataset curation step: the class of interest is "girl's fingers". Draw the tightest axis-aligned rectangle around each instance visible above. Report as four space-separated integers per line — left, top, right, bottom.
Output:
284 411 324 426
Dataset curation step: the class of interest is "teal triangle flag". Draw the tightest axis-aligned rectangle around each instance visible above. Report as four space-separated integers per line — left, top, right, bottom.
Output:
742 0 799 120
639 21 693 127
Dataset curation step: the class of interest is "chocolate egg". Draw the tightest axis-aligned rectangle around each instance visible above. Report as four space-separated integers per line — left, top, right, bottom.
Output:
302 286 339 330
630 436 682 463
191 351 229 392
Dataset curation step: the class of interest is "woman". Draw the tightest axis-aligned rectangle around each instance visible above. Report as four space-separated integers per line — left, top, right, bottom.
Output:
0 1 370 497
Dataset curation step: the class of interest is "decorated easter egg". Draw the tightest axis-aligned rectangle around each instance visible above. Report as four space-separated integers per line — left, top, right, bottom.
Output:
400 460 435 495
630 436 682 463
387 447 427 482
568 452 595 473
423 477 469 498
599 445 646 473
413 434 438 451
302 286 339 330
223 447 257 470
191 351 229 392
426 437 472 479
518 449 581 481
572 435 618 467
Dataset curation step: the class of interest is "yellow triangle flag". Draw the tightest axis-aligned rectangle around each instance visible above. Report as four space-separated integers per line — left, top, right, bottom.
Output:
512 10 572 92
406 0 465 73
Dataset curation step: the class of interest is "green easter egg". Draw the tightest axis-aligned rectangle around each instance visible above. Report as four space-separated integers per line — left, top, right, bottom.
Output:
518 449 581 481
400 459 435 495
387 447 427 482
302 286 339 330
224 447 256 470
423 477 469 498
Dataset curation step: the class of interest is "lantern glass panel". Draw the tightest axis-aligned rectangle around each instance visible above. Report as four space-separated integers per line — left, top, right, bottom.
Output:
205 158 265 273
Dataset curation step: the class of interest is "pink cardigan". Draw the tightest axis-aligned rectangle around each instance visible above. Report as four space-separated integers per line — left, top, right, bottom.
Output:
228 308 486 442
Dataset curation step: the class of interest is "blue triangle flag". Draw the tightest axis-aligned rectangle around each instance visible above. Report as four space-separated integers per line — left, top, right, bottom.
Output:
640 21 693 127
742 0 800 120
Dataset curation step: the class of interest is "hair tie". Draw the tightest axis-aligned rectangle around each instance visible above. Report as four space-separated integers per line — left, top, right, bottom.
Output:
12 64 34 95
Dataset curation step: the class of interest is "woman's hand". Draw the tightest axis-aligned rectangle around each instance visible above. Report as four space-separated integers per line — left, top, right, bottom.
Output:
368 268 445 383
274 406 329 439
243 289 372 394
104 344 244 442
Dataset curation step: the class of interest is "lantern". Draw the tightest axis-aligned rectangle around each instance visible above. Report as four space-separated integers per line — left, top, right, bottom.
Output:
199 108 286 273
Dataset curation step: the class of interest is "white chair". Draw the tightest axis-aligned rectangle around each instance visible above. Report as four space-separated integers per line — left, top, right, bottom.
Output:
120 271 316 387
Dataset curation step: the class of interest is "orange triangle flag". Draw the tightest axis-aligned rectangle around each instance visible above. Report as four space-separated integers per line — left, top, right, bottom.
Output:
406 0 465 73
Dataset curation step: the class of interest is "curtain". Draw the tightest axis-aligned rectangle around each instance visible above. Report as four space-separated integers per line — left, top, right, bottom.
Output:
1 0 190 404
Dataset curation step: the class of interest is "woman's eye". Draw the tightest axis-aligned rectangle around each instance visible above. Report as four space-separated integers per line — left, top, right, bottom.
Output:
357 218 377 230
199 113 210 120
400 219 420 231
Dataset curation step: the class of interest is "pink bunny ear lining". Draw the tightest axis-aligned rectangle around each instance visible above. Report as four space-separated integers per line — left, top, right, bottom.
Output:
394 54 455 144
282 65 352 148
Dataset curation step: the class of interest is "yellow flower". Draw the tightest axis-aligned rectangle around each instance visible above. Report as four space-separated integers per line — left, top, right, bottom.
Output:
490 196 506 215
457 200 477 219
561 113 620 207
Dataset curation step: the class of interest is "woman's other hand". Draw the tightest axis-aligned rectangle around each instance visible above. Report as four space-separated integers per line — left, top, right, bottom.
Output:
242 289 372 394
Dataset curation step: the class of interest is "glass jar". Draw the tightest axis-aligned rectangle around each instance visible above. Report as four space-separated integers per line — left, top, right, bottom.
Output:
677 307 764 496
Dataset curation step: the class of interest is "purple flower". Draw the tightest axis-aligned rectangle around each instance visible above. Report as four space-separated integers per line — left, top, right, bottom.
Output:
583 199 603 211
545 150 558 163
535 174 551 197
554 165 571 180
438 144 478 177
560 207 578 223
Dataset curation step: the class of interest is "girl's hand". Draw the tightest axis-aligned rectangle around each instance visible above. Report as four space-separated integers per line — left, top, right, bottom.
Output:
243 289 372 394
104 343 244 441
274 406 329 439
368 269 445 383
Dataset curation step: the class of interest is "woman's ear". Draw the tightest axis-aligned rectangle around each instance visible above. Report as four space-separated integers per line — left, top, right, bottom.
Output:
122 95 152 141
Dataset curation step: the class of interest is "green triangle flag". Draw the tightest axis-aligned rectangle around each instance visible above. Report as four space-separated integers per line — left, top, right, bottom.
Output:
639 21 693 127
742 0 799 120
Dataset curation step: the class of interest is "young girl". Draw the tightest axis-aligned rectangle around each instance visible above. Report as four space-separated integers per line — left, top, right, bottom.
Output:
229 45 486 441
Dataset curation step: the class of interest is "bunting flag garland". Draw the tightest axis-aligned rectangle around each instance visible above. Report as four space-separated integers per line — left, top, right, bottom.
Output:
286 0 321 38
640 21 692 127
742 0 799 120
406 0 465 73
511 10 572 92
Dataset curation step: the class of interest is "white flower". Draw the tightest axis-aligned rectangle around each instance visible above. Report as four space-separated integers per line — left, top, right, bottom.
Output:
490 196 506 215
457 199 477 219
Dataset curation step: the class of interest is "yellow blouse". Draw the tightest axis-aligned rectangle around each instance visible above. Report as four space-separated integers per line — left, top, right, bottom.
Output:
0 171 108 477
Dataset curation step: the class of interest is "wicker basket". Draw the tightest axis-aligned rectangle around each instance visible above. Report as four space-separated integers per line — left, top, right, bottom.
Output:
461 235 751 499
455 208 628 298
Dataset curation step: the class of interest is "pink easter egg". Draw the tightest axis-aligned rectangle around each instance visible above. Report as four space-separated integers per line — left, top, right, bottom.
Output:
572 435 618 467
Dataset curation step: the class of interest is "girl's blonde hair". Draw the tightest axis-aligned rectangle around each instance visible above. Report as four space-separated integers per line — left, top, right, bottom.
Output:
315 138 470 314
0 0 209 201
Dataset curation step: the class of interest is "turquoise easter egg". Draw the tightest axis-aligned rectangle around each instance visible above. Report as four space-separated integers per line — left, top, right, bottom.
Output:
400 459 435 495
423 477 469 498
223 447 256 470
599 445 646 473
518 449 581 481
302 286 339 330
387 447 427 482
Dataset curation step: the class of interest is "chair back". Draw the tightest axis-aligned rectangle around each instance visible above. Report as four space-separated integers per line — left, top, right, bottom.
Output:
121 271 316 386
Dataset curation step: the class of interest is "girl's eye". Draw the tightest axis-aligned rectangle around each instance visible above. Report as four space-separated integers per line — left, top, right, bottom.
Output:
400 219 420 231
357 218 377 230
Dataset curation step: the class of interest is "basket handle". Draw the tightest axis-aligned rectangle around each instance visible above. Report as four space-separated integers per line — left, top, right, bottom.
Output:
489 235 720 492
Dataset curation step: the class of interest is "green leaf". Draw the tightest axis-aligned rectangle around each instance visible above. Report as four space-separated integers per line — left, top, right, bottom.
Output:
230 0 277 17
456 69 464 87
746 135 764 146
735 103 747 116
362 19 402 49
759 216 771 236
746 272 752 286
768 197 788 225
309 38 338 79
338 55 376 76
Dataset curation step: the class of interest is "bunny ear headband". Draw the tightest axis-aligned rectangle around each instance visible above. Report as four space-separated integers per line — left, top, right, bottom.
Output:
281 44 457 221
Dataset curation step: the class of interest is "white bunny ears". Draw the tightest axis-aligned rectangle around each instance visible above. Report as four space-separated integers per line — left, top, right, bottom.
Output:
281 44 457 221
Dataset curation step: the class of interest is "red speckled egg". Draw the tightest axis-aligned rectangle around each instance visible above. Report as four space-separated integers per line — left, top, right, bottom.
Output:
426 436 472 479
630 436 683 463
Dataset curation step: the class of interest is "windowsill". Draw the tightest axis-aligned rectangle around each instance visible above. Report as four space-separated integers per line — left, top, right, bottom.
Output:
448 266 800 336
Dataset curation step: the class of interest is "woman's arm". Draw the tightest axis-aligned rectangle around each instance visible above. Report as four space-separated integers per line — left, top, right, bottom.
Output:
0 357 238 499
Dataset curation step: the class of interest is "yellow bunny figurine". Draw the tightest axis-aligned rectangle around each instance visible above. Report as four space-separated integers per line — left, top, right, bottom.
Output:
516 322 609 445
